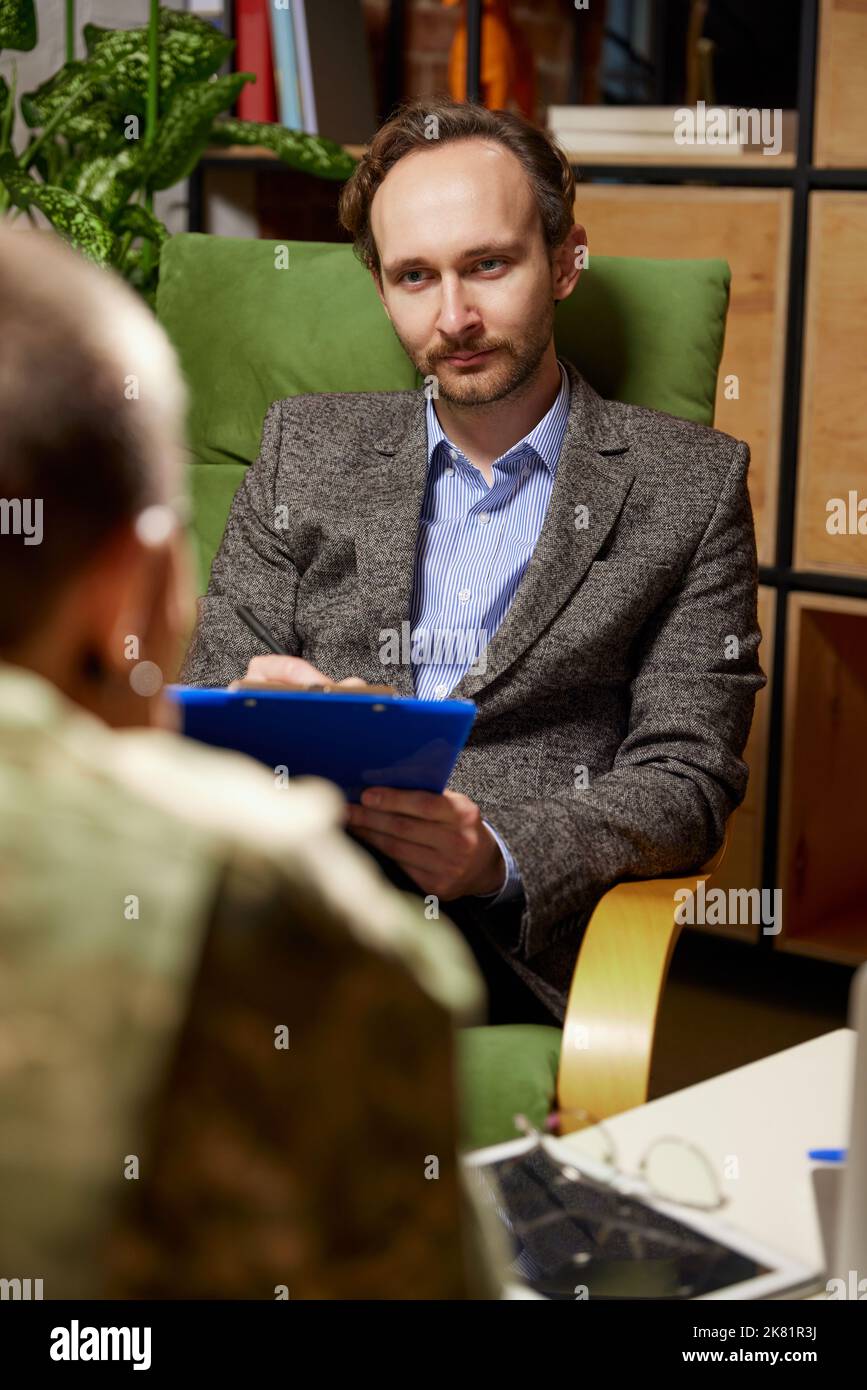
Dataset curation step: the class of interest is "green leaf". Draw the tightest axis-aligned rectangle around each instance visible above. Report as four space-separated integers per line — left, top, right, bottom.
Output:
86 9 234 115
111 201 168 249
20 60 90 128
63 101 128 154
82 23 111 57
144 72 250 190
159 7 235 46
0 154 115 265
117 244 159 307
67 146 142 220
30 148 52 183
0 74 9 141
0 0 37 52
209 117 357 181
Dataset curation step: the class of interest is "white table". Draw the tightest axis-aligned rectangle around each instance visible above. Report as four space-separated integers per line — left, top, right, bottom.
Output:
474 1027 854 1299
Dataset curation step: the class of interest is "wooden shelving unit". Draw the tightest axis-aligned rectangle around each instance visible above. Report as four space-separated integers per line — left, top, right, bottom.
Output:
702 585 777 945
552 0 867 967
795 191 867 577
777 593 867 964
564 183 791 568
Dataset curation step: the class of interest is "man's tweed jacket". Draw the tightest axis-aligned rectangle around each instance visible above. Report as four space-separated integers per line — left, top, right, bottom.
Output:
182 357 766 1020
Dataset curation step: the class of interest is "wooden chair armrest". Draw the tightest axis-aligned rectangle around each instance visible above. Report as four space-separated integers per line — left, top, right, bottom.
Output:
555 833 728 1127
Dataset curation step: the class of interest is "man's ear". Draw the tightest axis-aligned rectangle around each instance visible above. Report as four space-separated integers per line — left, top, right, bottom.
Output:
552 223 588 305
78 523 173 681
72 525 144 680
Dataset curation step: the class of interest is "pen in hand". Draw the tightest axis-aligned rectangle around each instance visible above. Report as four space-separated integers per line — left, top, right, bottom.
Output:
233 604 398 696
235 604 290 655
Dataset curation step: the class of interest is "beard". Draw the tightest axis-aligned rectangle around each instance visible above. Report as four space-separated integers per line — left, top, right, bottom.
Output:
395 298 556 407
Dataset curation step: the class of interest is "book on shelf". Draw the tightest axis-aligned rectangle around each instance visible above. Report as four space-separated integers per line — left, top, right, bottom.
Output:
198 0 374 161
269 1 303 131
549 105 696 133
548 105 796 159
291 0 318 135
236 0 277 125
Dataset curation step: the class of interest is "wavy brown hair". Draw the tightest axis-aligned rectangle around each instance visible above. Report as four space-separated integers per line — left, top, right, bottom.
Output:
337 98 576 281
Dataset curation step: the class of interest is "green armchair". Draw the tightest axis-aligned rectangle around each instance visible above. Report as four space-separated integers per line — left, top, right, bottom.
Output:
156 233 732 1151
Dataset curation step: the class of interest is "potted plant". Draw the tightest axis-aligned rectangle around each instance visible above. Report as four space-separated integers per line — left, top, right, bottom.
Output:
0 0 357 301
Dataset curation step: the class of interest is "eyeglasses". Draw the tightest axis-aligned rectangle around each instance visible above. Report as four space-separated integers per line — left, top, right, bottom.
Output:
467 1110 747 1300
520 1108 730 1212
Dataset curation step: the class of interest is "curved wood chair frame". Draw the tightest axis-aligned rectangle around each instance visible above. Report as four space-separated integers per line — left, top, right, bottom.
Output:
556 833 729 1129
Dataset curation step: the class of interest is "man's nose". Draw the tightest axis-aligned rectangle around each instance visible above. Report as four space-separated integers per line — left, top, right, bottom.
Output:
434 276 482 339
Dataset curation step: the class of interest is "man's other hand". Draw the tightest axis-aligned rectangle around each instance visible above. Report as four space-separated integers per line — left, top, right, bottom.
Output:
346 788 506 900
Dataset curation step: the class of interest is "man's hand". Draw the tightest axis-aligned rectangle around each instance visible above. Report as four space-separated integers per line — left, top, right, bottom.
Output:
345 787 505 900
230 655 331 691
230 655 395 695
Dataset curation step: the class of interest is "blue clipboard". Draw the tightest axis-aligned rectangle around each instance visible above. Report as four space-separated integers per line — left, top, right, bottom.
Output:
168 686 477 802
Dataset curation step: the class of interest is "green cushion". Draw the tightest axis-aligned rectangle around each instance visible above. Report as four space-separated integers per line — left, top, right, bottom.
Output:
188 463 248 596
157 235 418 589
555 255 729 429
457 1024 562 1152
156 234 730 589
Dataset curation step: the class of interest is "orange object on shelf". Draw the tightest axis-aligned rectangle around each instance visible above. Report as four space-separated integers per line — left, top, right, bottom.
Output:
442 0 536 118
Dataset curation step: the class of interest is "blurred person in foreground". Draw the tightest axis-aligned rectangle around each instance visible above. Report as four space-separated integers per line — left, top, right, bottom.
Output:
0 224 503 1300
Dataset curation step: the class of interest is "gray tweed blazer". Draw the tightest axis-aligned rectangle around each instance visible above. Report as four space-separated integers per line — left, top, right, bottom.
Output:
182 358 766 1020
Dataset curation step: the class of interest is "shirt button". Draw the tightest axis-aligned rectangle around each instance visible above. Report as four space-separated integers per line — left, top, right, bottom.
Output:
434 683 449 699
448 448 458 460
444 466 455 477
478 512 490 524
458 588 471 602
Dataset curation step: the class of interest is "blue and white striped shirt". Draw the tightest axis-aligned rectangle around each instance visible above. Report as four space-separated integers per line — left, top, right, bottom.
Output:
410 358 572 902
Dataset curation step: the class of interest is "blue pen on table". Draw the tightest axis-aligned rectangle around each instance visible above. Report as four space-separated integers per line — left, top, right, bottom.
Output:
807 1148 847 1162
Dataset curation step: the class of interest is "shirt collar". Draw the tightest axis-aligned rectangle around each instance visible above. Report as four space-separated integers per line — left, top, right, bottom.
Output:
425 357 571 479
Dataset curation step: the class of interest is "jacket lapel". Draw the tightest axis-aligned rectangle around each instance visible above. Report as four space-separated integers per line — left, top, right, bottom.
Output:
354 399 428 697
353 360 635 702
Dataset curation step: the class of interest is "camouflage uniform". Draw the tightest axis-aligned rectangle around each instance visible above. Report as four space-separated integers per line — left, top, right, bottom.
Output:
0 662 506 1299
